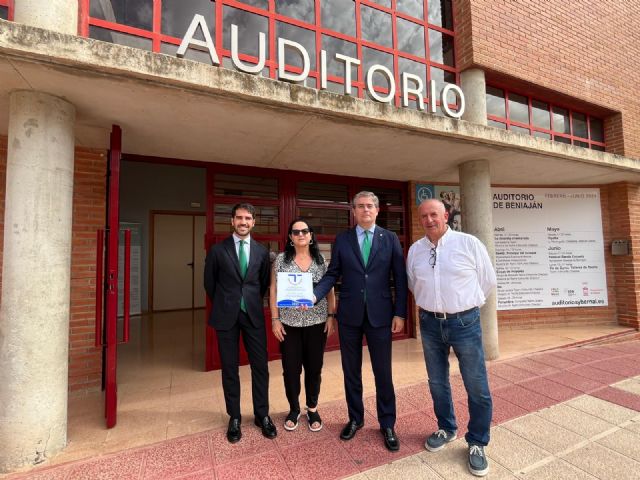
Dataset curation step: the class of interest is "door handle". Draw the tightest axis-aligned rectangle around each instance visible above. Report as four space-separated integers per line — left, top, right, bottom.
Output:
187 262 194 267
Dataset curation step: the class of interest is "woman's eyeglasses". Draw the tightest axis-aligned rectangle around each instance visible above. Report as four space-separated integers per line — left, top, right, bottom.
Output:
291 228 310 236
429 247 437 268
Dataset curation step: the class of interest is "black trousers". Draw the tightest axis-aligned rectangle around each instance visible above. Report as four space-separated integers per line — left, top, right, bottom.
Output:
339 311 396 428
216 311 269 420
280 322 327 412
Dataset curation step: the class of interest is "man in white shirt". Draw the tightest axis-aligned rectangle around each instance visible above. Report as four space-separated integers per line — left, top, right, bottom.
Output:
407 199 496 477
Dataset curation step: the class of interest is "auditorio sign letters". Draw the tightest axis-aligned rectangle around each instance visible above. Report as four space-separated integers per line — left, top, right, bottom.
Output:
178 14 466 118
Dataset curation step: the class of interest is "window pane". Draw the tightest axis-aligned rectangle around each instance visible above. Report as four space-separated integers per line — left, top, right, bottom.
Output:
590 117 604 142
398 57 427 109
572 112 588 138
214 204 279 234
362 47 394 89
236 0 268 9
161 42 212 64
297 182 349 203
0 6 8 20
554 135 571 144
361 5 393 48
531 100 550 130
592 144 605 152
574 140 589 148
322 35 358 79
321 0 356 37
397 0 423 19
90 0 153 30
376 211 403 234
508 93 529 125
214 173 278 199
277 22 316 69
298 208 350 235
161 0 215 38
223 6 268 58
362 187 404 206
533 130 551 140
428 0 453 30
397 18 425 57
552 107 570 134
510 125 530 136
428 30 455 67
89 26 153 50
372 0 392 7
486 86 506 118
276 0 315 24
430 67 456 101
488 119 507 129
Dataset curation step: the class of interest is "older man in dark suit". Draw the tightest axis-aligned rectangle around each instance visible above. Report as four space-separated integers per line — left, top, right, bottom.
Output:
204 203 275 443
314 191 408 451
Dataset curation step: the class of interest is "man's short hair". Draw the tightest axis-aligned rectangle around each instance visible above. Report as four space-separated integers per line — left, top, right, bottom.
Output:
231 203 256 218
352 191 379 209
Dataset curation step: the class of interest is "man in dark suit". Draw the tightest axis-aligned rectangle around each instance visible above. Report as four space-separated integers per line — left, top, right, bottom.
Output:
314 191 408 451
204 203 276 443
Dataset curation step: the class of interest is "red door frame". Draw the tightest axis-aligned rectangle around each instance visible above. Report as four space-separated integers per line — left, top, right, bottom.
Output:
202 162 412 371
122 154 412 372
104 125 122 428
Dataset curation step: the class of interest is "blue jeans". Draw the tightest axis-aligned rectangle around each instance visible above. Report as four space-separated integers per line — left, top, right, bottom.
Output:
419 307 492 446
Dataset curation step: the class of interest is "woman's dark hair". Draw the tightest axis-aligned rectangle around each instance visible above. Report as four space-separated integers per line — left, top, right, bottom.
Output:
284 217 323 265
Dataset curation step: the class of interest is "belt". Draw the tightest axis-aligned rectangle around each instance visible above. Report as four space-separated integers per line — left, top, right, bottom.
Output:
419 307 478 320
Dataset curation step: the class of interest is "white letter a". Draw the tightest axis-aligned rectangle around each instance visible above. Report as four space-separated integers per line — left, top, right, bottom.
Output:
177 14 220 65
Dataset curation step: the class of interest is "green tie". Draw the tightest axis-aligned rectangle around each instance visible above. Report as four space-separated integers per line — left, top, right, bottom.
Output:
238 240 247 312
362 230 371 266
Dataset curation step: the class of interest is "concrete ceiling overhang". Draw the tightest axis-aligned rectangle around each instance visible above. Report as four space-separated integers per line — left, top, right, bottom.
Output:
1 20 639 185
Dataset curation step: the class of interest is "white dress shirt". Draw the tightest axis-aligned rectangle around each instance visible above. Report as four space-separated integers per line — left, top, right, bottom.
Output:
407 227 497 314
233 233 250 261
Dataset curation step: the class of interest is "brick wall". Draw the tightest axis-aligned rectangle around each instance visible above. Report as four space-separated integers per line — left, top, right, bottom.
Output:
69 148 107 395
455 0 640 159
408 182 624 331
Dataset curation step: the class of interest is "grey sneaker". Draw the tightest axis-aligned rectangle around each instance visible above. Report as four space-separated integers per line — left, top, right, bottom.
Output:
424 429 457 452
468 445 489 477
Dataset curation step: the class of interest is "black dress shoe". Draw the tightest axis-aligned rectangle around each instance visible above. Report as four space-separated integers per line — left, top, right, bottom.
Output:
381 427 399 451
227 418 241 443
254 415 277 439
340 420 364 440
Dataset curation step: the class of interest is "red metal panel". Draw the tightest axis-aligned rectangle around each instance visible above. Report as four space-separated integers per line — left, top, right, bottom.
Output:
104 125 122 428
95 229 104 347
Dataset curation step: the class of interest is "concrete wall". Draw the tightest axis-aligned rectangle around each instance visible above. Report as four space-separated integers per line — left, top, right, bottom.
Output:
455 0 640 159
119 160 206 312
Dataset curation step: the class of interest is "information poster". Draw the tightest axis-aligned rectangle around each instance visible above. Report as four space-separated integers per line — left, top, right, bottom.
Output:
492 188 607 310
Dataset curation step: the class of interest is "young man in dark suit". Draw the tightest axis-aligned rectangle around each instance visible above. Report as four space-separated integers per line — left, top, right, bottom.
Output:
204 203 275 443
314 191 408 451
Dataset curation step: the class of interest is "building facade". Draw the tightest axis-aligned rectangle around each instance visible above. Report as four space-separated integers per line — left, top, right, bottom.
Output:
0 0 639 473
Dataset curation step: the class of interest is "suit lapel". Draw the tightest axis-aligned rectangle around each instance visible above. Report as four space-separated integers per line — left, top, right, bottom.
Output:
223 236 242 279
246 238 261 278
367 226 383 266
348 228 366 270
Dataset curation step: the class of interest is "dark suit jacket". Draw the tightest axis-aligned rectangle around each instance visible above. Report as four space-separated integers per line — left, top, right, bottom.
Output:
314 226 408 328
204 236 270 331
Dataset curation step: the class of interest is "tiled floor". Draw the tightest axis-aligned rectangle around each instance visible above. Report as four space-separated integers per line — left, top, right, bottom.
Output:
2 310 638 479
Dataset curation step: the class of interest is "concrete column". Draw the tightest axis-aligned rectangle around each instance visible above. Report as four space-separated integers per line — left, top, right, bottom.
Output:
459 159 499 360
14 0 78 35
460 68 487 126
0 91 76 473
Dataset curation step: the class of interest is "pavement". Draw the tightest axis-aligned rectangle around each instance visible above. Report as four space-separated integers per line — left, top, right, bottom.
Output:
5 339 640 480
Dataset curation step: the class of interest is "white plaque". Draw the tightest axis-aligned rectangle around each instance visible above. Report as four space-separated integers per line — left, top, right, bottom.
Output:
276 272 314 307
